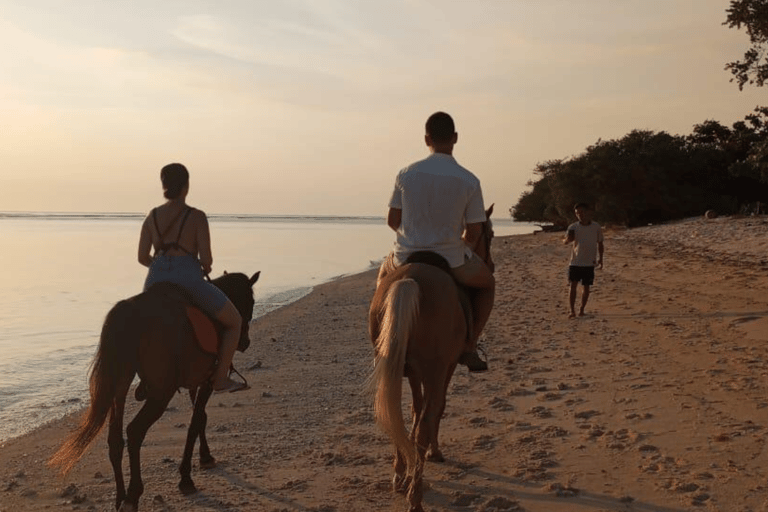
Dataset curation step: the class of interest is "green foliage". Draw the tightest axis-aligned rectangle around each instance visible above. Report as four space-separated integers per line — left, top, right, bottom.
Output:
725 0 768 89
512 108 768 227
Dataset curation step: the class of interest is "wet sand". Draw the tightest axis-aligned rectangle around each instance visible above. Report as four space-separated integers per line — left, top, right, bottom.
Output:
1 215 767 512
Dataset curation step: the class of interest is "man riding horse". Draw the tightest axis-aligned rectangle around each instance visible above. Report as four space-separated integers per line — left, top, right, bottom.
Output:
378 111 495 372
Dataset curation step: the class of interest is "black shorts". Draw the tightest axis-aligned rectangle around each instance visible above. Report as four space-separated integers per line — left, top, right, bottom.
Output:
568 265 595 286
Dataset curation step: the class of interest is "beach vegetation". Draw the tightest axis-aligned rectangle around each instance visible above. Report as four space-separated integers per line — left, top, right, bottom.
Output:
512 107 768 227
725 0 768 89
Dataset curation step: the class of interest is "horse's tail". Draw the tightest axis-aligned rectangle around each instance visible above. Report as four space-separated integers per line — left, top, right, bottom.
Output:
366 278 419 469
49 299 139 475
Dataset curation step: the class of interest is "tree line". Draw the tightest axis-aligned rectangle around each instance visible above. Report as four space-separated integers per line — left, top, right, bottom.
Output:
510 108 768 227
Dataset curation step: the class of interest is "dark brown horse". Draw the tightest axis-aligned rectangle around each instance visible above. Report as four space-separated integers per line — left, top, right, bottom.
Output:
49 271 260 512
367 206 494 512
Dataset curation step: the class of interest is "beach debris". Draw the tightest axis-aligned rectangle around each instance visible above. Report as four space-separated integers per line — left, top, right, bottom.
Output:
692 493 711 504
451 492 482 506
249 360 263 370
479 496 523 511
545 482 580 497
574 409 600 420
60 483 78 497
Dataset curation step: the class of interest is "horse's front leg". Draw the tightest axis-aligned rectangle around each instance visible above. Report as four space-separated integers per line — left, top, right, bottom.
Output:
123 396 172 511
195 384 216 469
108 398 127 510
179 384 213 494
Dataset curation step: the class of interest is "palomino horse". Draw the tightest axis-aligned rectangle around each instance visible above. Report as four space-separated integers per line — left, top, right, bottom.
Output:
49 271 260 512
367 206 494 512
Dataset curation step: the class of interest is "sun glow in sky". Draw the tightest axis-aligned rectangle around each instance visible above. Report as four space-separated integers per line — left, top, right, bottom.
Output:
1 0 764 216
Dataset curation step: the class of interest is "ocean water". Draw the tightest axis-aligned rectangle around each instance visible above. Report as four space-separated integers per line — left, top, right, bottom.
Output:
0 212 537 443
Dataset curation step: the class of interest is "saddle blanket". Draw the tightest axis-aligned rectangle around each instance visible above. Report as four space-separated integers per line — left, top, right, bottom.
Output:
186 306 219 355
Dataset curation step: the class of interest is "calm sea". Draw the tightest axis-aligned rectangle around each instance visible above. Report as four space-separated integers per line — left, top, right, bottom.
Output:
0 212 537 442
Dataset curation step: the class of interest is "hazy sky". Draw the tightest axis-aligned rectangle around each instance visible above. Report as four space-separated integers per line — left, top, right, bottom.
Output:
1 0 764 216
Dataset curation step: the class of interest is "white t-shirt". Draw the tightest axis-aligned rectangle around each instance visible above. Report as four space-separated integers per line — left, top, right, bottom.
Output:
388 152 486 268
568 221 603 267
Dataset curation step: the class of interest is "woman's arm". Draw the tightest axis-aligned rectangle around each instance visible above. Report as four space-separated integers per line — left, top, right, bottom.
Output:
138 216 154 267
196 210 213 274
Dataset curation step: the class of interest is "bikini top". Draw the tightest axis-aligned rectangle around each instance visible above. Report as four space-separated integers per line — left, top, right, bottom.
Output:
152 206 195 256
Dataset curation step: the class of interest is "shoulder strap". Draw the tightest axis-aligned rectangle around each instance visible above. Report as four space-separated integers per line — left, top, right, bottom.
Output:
152 207 186 252
175 207 194 244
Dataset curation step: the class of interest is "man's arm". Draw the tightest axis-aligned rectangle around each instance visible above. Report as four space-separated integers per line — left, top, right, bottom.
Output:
387 208 401 232
563 228 575 245
464 222 482 248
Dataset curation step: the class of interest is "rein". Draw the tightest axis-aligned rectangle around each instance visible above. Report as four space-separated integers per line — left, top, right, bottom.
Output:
471 220 494 270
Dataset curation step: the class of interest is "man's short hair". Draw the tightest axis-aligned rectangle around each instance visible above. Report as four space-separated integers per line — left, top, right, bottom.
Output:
574 202 591 210
425 112 455 143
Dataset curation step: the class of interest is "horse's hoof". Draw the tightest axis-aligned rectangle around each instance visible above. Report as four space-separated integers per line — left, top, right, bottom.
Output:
408 505 425 512
118 503 137 512
426 449 445 462
178 480 198 496
199 457 217 470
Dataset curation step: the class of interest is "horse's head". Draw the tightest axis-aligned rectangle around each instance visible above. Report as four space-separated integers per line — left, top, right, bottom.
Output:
471 204 495 273
211 271 260 352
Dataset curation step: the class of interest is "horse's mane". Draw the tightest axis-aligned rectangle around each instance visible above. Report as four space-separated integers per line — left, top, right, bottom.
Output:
211 272 249 288
210 272 255 314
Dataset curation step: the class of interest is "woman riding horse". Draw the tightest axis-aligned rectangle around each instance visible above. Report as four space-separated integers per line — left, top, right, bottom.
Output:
137 163 246 393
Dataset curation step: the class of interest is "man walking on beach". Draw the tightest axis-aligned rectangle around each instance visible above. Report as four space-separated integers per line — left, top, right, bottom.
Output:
564 203 604 318
379 111 495 372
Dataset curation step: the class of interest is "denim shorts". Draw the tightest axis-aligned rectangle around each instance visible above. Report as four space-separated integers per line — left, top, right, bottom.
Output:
143 254 228 315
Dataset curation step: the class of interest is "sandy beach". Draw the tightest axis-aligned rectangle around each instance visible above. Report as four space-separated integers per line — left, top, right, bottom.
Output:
2 215 768 512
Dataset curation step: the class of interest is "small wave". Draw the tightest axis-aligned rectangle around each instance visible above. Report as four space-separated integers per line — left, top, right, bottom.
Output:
0 211 386 224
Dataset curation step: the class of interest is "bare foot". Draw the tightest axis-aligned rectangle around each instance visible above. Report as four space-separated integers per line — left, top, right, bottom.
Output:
578 311 586 317
568 312 576 319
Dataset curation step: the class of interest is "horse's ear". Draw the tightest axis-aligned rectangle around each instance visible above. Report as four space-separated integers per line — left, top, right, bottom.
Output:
486 203 494 218
223 270 228 275
249 271 261 285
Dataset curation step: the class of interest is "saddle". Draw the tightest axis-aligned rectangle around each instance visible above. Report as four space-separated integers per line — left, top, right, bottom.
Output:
134 283 224 402
145 282 221 355
404 251 475 343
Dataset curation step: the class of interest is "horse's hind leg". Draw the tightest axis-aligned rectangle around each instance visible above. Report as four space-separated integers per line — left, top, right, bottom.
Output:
422 371 448 462
427 364 456 463
393 371 423 494
179 384 214 495
122 394 173 511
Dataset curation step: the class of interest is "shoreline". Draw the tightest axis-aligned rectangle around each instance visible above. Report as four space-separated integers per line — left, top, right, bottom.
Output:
0 268 376 446
2 215 767 511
